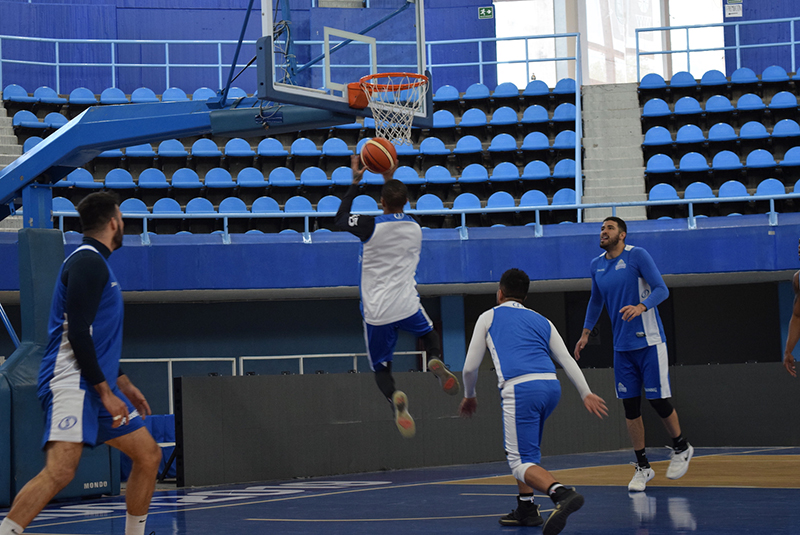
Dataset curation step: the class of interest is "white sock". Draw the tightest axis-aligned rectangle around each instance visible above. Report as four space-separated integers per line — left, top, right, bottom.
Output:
125 513 148 535
0 517 24 535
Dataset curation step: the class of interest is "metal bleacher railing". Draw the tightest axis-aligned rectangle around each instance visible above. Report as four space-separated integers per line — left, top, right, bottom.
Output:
635 15 800 80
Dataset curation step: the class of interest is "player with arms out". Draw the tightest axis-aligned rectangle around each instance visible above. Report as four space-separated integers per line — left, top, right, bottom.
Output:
574 216 693 492
334 153 459 438
459 269 607 535
0 192 162 535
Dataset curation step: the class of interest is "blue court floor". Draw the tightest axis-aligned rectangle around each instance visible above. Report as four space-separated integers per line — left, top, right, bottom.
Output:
4 446 799 535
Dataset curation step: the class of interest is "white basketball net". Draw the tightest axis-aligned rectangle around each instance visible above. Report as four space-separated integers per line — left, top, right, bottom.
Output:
361 73 429 146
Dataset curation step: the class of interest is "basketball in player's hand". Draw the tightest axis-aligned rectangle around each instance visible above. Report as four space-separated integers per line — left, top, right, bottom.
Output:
360 137 398 174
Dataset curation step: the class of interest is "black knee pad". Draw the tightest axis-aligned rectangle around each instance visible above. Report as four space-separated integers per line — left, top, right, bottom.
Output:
622 396 642 420
648 398 674 419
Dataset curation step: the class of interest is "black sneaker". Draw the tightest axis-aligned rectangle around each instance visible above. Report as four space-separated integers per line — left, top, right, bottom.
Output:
499 497 544 527
542 488 584 535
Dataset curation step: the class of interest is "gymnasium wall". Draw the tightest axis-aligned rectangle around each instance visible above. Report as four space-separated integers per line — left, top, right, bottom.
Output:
722 0 799 76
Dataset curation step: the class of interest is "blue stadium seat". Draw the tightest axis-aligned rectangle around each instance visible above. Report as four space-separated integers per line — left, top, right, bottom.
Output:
250 196 282 233
486 190 517 226
430 109 457 144
768 91 798 122
491 82 521 112
707 122 738 155
162 87 189 102
157 139 189 176
735 93 766 124
779 146 800 170
699 70 727 99
256 137 289 173
204 167 236 205
99 87 129 105
185 197 217 233
705 94 734 116
553 130 576 151
645 153 676 189
521 160 550 184
171 167 205 206
552 103 576 133
639 73 668 102
641 98 671 129
521 131 551 163
218 197 250 233
678 152 709 173
552 158 576 182
675 124 705 157
236 166 268 204
461 82 491 113
647 182 680 219
489 106 519 137
551 187 577 223
453 135 484 169
137 168 170 207
290 137 322 173
730 67 758 94
643 126 673 159
673 96 703 128
268 167 301 205
459 107 489 139
151 197 183 234
419 136 451 171
771 119 800 159
739 120 770 154
394 166 424 186
300 166 332 204
432 84 460 115
668 71 698 100
191 138 223 176
519 189 549 225
332 119 363 146
424 165 455 189
352 194 378 213
489 162 520 197
67 87 98 115
552 78 577 105
711 150 743 171
393 141 420 170
316 195 341 213
754 177 788 214
224 87 248 101
522 80 551 108
320 137 353 171
452 192 483 227
717 179 751 215
22 136 43 152
33 86 66 111
224 138 256 175
2 84 37 114
118 198 148 234
684 181 715 217
69 167 102 192
760 65 791 93
520 104 550 136
104 168 137 201
413 193 447 228
281 195 314 231
43 112 67 130
12 110 46 135
124 143 156 176
487 133 518 166
192 87 217 101
458 163 489 198
744 149 778 188
131 87 159 103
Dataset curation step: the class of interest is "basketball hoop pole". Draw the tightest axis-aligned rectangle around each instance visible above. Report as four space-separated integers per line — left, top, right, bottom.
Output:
211 0 258 109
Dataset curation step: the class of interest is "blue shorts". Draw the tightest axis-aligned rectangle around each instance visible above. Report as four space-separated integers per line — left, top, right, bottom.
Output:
364 308 433 370
41 384 145 448
502 379 561 467
614 342 671 400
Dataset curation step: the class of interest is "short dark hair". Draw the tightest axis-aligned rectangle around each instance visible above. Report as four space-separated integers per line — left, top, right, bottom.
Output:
499 268 530 301
603 216 627 235
77 192 120 234
380 179 408 211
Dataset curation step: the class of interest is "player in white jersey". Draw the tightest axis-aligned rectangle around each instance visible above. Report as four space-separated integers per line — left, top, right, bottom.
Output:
782 238 800 377
460 269 607 535
574 217 693 492
0 193 162 535
335 155 459 438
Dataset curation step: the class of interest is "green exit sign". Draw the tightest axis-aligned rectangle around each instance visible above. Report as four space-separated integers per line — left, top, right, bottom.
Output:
478 6 494 19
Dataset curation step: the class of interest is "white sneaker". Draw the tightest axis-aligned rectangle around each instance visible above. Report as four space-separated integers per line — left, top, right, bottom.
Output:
628 463 655 492
666 444 694 479
392 391 415 438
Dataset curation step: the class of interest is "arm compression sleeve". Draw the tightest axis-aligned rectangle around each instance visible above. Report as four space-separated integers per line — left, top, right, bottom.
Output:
333 184 375 241
462 309 492 398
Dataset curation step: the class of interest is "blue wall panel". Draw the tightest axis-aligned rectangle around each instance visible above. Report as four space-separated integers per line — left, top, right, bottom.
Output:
723 0 800 76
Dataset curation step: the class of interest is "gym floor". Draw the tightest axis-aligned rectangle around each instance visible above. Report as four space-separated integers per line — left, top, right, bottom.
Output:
6 446 799 535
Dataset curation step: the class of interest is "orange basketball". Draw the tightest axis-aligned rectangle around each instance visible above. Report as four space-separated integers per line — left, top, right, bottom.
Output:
360 137 398 174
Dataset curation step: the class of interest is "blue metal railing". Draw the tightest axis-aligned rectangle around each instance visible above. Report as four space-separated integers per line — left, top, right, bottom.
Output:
50 191 796 246
636 16 800 81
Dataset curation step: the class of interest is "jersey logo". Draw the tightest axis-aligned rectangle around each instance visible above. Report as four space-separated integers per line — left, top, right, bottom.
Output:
615 259 627 270
58 415 78 430
597 268 605 272
348 214 360 226
641 288 650 299
617 382 627 394
111 282 118 288
393 213 404 220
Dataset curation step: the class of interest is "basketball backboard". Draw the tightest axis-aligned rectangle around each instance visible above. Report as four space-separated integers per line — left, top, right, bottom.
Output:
256 0 431 126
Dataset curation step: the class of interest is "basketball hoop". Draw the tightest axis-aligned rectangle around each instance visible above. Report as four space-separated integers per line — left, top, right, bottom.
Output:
358 72 429 146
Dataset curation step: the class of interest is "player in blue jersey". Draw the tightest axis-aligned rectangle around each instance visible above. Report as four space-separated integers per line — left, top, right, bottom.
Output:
460 269 607 535
574 216 693 492
0 193 161 535
334 155 459 438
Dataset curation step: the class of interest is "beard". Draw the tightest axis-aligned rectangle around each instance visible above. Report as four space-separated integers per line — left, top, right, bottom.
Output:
112 224 123 250
600 235 619 251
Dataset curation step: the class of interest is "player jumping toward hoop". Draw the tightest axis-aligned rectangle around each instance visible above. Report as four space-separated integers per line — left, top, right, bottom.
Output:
334 155 459 438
